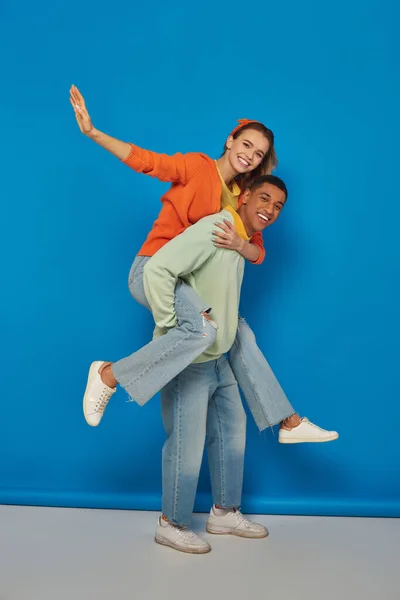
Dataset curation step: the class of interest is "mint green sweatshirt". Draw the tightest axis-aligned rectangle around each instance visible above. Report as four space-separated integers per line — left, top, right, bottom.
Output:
143 208 247 363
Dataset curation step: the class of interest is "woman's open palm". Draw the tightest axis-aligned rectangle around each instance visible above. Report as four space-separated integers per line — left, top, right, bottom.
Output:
70 85 93 135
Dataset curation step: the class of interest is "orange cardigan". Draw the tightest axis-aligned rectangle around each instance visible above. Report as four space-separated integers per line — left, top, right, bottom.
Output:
123 144 265 265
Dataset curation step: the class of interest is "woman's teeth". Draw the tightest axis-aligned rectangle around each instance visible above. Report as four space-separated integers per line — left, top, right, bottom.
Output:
238 157 250 168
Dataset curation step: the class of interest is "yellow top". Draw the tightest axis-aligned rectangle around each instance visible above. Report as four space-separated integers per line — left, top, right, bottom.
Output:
216 162 241 210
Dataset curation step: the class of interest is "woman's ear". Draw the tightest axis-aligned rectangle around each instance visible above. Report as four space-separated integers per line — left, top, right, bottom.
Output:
225 135 234 151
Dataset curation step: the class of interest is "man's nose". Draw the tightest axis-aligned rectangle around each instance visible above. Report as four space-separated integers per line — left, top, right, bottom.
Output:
265 203 274 215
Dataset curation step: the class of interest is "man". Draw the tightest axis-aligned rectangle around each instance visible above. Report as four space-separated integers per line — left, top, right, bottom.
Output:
144 175 305 554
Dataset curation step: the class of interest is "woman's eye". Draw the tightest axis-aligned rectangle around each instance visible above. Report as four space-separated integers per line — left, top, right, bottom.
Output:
243 142 249 147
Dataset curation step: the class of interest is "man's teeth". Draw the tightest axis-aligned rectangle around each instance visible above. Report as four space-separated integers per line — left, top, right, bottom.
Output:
257 213 269 222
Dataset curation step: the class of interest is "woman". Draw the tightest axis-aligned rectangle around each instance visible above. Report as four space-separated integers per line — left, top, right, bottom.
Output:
70 85 337 444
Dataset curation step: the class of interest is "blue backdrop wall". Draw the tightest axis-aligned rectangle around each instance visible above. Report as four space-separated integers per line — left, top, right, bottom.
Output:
1 0 399 517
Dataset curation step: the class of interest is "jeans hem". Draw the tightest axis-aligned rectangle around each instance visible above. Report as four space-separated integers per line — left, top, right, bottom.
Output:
257 409 296 432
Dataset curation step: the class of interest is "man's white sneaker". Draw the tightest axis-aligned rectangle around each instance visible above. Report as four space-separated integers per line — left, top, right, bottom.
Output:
155 518 211 554
206 507 269 539
279 417 339 444
83 361 116 427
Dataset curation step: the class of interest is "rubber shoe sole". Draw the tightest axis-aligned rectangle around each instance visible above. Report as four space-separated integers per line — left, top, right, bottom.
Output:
83 361 104 427
279 432 339 444
206 524 269 538
155 534 211 554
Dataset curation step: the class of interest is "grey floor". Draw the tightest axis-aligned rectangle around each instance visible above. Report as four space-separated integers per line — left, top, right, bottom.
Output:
1 506 399 600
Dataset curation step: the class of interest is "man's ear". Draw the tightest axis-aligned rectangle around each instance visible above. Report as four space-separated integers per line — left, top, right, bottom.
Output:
241 189 251 204
225 135 234 151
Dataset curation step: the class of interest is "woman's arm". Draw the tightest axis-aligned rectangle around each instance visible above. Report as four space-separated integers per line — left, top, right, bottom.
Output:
69 85 202 184
212 220 265 264
238 240 261 262
70 85 131 160
247 231 265 265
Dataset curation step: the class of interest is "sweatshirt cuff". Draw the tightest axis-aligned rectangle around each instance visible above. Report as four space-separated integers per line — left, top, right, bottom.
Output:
122 144 148 172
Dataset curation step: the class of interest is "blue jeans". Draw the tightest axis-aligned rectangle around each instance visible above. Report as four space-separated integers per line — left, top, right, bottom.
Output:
112 256 295 429
161 356 246 526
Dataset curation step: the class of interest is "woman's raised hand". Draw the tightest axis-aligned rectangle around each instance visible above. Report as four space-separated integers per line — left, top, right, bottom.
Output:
70 85 94 136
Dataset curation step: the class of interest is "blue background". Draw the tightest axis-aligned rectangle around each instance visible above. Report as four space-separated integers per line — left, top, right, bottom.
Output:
1 0 399 516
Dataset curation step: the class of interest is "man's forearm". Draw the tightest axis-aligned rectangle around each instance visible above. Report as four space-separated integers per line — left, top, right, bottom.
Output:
144 216 218 328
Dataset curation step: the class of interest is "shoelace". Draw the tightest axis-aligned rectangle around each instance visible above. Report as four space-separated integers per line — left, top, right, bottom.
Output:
169 524 198 543
95 387 113 414
301 417 326 432
227 510 254 529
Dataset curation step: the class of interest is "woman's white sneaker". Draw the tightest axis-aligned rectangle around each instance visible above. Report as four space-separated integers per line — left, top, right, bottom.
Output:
206 507 269 539
155 518 211 554
83 361 116 427
279 417 339 444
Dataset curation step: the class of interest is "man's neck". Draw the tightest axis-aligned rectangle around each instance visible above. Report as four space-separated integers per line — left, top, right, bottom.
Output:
237 206 254 237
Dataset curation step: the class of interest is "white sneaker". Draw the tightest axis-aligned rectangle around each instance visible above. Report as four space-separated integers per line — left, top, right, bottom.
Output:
155 517 211 554
206 507 269 539
83 361 116 427
279 417 339 444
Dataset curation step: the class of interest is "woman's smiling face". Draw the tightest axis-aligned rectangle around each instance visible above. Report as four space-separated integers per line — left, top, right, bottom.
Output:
225 129 270 174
